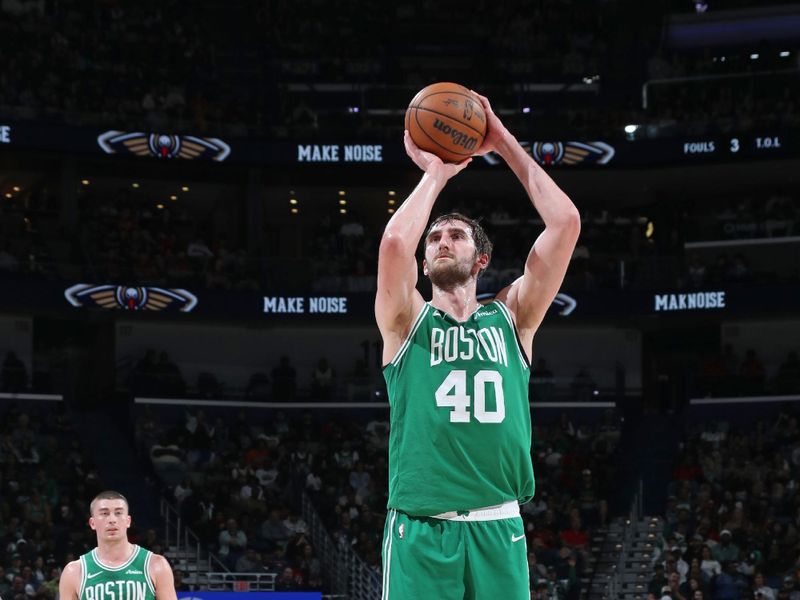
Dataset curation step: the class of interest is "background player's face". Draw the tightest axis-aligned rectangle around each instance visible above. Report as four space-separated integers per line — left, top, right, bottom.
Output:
89 499 131 541
423 220 487 289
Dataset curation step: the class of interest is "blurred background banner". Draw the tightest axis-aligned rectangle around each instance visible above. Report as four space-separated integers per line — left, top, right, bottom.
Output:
1 119 796 166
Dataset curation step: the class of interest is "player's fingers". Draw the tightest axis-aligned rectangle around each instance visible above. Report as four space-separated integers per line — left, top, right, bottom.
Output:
471 90 492 111
403 131 418 157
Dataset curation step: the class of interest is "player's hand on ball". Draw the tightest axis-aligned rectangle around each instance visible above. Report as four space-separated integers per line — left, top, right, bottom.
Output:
470 91 509 156
404 130 471 179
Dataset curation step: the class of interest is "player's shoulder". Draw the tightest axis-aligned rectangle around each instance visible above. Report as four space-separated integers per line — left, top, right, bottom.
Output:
147 553 172 573
60 559 83 584
63 559 83 573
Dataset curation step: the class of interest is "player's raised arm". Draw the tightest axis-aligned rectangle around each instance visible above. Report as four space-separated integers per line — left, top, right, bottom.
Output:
149 554 178 600
375 131 471 364
58 560 82 600
474 93 581 355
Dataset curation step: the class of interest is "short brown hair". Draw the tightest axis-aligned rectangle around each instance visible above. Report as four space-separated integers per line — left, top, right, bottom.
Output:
424 212 493 275
90 490 129 516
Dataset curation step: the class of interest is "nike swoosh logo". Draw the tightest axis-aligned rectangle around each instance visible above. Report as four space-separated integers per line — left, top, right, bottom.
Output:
87 572 102 579
511 534 525 543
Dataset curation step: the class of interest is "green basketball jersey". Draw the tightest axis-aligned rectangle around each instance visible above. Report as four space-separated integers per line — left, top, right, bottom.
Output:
384 300 534 516
79 545 156 600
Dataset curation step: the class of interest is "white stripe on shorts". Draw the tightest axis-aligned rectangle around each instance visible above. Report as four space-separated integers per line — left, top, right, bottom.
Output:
382 509 397 600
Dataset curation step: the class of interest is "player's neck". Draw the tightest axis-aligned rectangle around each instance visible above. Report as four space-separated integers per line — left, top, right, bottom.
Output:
430 283 479 322
96 539 135 565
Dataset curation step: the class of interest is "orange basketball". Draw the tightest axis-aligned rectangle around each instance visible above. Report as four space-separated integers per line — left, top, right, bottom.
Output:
405 82 487 163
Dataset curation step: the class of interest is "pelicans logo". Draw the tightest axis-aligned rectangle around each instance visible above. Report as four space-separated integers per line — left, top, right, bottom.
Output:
530 141 615 166
64 284 198 312
97 131 231 161
482 141 615 166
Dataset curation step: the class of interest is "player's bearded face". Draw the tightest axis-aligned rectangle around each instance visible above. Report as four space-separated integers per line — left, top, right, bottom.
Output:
427 251 477 289
424 222 482 289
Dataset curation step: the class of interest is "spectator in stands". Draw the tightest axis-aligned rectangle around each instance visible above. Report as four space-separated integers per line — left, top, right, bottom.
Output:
244 436 270 466
185 410 214 465
532 579 553 599
9 573 34 598
680 575 707 600
12 438 40 465
666 571 686 600
23 491 51 528
254 459 279 492
715 560 749 599
0 567 11 598
274 566 302 591
282 514 307 538
753 572 777 600
235 548 264 573
559 512 589 551
713 530 740 563
684 534 704 564
778 575 798 599
364 419 389 451
649 563 670 597
260 509 290 549
39 566 60 598
172 569 189 592
333 440 359 470
297 544 322 590
669 547 689 583
218 518 247 569
305 468 322 496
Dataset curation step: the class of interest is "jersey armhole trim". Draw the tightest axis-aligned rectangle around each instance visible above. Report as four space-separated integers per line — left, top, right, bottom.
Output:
78 555 87 599
385 303 430 369
495 300 531 369
144 551 156 596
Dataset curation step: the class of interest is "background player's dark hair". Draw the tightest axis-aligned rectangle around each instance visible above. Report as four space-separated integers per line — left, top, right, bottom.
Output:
425 212 493 277
90 490 129 516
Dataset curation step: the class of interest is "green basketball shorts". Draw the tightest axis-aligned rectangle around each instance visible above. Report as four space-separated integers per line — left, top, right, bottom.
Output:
380 501 529 600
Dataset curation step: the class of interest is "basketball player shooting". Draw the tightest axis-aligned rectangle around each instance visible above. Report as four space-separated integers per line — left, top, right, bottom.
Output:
375 92 580 599
59 491 177 600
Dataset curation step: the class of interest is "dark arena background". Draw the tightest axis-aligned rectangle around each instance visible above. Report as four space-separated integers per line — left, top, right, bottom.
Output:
1 1 799 600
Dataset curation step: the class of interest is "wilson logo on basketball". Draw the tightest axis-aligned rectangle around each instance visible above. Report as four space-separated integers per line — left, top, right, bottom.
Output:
463 99 475 120
432 119 479 151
